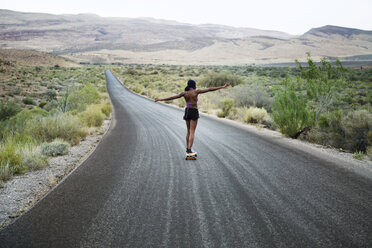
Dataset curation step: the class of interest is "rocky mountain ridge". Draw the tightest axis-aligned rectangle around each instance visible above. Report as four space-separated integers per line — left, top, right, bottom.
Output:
1 9 371 64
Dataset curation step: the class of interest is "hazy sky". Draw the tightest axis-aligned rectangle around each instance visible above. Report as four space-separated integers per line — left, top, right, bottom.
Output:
2 0 372 34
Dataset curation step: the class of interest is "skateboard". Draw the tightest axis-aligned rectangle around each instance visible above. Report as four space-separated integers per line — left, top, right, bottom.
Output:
186 154 197 160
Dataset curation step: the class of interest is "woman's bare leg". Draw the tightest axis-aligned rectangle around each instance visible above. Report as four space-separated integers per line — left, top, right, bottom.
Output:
188 119 198 150
186 120 191 149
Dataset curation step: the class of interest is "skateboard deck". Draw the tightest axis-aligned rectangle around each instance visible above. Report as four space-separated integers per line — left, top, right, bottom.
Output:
186 154 197 160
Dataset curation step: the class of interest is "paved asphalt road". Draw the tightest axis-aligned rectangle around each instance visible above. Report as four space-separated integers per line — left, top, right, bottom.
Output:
1 70 371 248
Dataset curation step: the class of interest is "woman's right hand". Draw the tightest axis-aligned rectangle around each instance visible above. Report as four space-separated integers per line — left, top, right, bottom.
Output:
223 83 231 88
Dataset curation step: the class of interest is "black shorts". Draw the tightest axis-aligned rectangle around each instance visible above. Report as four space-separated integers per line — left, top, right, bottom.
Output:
183 108 199 120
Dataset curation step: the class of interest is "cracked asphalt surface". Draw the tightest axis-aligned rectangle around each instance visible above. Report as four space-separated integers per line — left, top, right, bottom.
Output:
0 70 371 248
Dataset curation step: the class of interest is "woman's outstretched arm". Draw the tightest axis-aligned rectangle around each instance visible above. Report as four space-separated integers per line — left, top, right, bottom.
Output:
196 83 230 94
155 92 185 102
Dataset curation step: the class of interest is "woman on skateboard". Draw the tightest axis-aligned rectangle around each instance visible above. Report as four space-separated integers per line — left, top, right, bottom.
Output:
155 80 230 157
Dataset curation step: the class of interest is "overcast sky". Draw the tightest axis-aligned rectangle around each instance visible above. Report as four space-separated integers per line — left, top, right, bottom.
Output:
2 0 372 34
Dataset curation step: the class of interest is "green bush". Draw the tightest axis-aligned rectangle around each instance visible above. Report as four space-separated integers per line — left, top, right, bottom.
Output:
6 108 49 134
79 105 104 127
353 151 365 160
0 162 12 183
0 100 22 121
245 107 269 124
38 101 48 109
26 113 87 145
67 84 100 112
341 110 372 152
0 138 24 181
22 97 36 105
296 54 346 120
45 89 57 101
217 111 226 118
199 71 244 87
22 145 49 171
41 139 70 156
218 98 235 118
101 102 112 117
272 79 313 138
0 142 22 171
312 110 345 148
306 109 372 152
130 83 144 94
233 83 273 109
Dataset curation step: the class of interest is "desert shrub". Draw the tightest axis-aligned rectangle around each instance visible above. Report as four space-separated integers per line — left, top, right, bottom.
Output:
199 71 244 87
12 87 22 95
218 98 235 118
272 79 313 138
305 109 372 152
101 102 112 117
309 110 345 148
67 84 100 112
353 151 365 160
98 85 107 93
233 83 273 109
79 105 105 127
22 97 36 105
245 107 269 124
0 162 12 183
297 54 346 120
198 96 217 114
26 113 87 145
0 100 22 121
341 110 372 152
4 108 49 135
217 111 226 118
41 139 70 157
235 107 248 122
0 138 24 181
0 141 22 171
130 83 144 94
38 101 48 109
45 89 57 101
22 145 49 170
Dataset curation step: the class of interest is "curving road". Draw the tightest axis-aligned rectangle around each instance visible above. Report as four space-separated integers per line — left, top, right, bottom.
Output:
0 70 371 247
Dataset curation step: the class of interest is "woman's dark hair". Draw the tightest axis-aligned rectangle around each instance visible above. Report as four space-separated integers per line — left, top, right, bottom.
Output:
185 79 196 91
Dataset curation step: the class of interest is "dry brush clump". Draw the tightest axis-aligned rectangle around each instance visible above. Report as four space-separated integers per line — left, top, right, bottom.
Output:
305 109 372 153
41 139 70 157
245 107 269 124
217 98 235 118
25 114 88 146
0 135 47 183
79 104 105 128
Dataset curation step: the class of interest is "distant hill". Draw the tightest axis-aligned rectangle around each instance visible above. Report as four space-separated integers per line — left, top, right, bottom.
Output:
304 25 372 38
0 49 78 67
1 9 371 65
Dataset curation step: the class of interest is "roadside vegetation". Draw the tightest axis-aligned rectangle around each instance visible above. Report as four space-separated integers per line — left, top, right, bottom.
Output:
110 54 372 159
0 65 112 185
1 54 370 185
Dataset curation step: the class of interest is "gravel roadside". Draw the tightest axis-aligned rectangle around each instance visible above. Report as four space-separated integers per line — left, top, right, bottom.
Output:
0 115 111 230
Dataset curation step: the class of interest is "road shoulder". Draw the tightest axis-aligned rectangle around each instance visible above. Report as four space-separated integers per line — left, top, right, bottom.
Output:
0 115 112 230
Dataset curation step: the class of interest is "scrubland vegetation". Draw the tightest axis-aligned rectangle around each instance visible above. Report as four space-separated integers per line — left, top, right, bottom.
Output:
0 65 112 185
111 54 372 159
1 54 371 185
